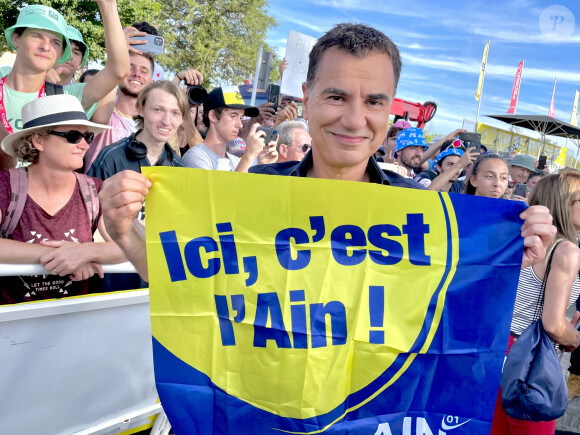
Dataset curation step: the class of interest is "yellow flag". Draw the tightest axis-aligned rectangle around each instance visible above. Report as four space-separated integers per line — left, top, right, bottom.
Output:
554 147 567 166
475 40 490 101
571 90 579 127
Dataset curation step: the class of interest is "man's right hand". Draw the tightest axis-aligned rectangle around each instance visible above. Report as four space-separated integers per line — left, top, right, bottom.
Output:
123 26 147 55
45 68 61 84
98 171 151 242
255 102 276 125
275 101 298 126
458 147 480 168
244 123 267 159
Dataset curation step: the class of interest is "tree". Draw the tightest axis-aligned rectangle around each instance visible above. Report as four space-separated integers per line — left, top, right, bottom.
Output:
0 0 160 62
155 0 277 87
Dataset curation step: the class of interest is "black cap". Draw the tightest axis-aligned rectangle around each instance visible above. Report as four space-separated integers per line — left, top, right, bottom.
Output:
204 86 259 118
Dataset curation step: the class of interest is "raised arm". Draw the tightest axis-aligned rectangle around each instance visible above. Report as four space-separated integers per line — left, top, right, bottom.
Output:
422 128 466 163
427 148 479 192
81 0 130 109
99 170 151 280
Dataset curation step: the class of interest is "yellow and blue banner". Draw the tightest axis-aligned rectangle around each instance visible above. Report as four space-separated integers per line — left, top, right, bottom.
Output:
144 167 526 435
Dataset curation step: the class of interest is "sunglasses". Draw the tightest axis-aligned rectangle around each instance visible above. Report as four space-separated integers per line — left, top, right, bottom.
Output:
49 130 95 145
508 182 516 189
294 144 310 152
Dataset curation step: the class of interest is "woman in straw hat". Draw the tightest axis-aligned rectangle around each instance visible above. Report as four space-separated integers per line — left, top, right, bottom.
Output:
0 94 126 304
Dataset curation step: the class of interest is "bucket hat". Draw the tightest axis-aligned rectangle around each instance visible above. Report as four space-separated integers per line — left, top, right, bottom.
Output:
1 94 111 157
394 127 428 158
510 154 535 172
66 25 89 68
435 147 463 166
4 5 72 64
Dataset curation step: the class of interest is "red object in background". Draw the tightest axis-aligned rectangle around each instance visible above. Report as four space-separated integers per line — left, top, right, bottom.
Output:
389 98 437 129
508 61 524 114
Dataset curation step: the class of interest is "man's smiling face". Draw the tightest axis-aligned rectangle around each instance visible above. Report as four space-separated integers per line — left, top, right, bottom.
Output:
119 53 153 97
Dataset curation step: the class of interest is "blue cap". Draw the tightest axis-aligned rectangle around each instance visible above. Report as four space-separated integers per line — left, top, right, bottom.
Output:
394 127 428 157
435 148 463 166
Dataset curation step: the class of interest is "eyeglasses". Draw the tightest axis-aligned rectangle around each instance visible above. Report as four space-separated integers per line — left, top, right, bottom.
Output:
49 130 95 145
295 144 310 152
508 182 516 189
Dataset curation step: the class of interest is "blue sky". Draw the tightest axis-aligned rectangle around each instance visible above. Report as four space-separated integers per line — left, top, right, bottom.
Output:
265 0 580 148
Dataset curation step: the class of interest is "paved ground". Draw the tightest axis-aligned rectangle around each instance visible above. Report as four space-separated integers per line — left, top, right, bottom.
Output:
557 350 580 433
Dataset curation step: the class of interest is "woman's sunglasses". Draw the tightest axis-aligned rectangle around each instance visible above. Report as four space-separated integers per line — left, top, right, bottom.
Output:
49 130 95 145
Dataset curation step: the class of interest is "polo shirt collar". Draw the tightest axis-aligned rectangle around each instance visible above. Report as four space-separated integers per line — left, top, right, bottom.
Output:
289 149 390 185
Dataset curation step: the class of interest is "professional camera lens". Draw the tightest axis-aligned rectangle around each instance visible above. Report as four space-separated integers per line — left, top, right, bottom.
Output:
187 85 208 106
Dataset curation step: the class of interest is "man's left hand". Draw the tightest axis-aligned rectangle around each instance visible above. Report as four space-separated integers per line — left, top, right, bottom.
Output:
445 128 466 141
177 69 203 86
520 205 556 269
257 140 279 164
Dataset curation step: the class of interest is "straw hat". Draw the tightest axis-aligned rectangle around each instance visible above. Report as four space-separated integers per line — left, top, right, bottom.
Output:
1 94 111 157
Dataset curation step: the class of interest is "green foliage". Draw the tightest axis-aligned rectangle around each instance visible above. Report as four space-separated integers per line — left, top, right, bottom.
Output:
156 0 277 87
0 0 160 62
0 0 278 87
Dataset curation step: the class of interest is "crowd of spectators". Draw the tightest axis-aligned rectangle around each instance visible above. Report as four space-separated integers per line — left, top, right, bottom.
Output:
0 5 578 433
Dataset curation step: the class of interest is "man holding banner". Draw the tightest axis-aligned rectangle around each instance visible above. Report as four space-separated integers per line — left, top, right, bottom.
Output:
100 23 556 434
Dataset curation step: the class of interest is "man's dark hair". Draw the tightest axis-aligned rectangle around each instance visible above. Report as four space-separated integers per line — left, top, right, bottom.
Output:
203 106 225 128
79 68 99 83
129 51 155 75
71 40 87 58
306 23 402 93
132 21 159 36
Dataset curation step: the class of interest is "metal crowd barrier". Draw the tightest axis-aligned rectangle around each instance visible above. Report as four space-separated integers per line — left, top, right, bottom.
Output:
0 262 171 435
0 261 137 277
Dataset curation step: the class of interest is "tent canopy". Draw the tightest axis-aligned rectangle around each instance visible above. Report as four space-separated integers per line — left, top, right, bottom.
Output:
486 114 580 140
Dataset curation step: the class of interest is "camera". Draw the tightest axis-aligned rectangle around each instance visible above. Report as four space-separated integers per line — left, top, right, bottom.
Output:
187 86 208 106
154 37 163 46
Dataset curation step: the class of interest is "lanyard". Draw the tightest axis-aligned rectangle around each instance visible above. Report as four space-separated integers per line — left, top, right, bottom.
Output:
0 76 46 134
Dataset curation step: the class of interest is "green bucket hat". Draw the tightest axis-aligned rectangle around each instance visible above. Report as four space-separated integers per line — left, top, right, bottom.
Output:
66 25 89 68
4 5 72 64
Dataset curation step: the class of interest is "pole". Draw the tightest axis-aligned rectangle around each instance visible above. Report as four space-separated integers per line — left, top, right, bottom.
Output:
475 99 482 133
250 47 263 107
474 40 490 132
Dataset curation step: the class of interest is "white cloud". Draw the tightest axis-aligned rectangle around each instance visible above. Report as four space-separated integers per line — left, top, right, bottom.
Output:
402 52 580 84
306 0 580 45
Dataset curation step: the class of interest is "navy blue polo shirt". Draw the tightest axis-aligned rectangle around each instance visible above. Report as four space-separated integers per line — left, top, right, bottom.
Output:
87 132 186 180
250 150 425 190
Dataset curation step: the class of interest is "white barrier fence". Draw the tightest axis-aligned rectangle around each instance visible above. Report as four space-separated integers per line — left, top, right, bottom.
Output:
0 261 137 277
0 263 169 435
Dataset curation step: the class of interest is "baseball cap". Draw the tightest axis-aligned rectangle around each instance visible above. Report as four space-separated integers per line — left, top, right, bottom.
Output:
394 127 429 157
5 5 72 64
204 86 259 118
66 25 89 68
392 120 412 129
